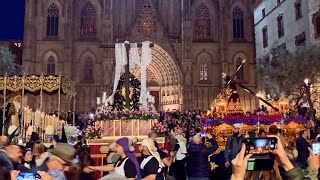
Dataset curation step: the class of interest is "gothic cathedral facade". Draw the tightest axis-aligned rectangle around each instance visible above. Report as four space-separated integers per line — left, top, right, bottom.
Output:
23 0 258 113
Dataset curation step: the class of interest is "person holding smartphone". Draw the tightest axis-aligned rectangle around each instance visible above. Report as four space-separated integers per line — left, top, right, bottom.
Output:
186 133 218 180
230 136 319 180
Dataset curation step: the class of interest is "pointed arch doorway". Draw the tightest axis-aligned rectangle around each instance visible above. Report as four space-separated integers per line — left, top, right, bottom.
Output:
133 44 182 111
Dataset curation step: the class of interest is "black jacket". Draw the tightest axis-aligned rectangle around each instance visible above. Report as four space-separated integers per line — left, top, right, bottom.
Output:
186 138 218 178
296 136 310 168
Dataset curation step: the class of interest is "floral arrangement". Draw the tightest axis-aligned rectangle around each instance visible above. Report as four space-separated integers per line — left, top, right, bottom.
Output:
56 125 81 143
151 120 167 137
95 108 159 121
85 125 104 139
202 115 307 126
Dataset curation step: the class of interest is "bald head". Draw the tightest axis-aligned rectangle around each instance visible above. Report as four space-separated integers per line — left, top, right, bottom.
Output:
0 136 8 148
148 132 157 141
5 145 22 163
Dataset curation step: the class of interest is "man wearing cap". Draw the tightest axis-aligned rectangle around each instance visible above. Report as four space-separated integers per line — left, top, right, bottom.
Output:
18 143 78 180
140 138 164 180
89 137 140 180
224 123 245 179
44 143 78 179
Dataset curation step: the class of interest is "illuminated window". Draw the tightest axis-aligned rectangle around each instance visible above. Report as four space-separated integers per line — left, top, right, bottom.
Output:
46 3 59 36
47 56 55 75
80 2 97 38
200 62 208 81
194 3 211 41
233 6 244 39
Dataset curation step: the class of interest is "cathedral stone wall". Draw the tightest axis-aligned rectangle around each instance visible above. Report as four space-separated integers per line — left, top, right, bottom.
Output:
23 0 258 113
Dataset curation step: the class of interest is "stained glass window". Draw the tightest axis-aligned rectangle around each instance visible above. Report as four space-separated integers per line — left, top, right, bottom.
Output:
236 57 244 81
84 58 94 82
194 3 211 41
200 62 208 81
80 2 97 38
47 56 55 75
47 3 59 36
233 6 244 39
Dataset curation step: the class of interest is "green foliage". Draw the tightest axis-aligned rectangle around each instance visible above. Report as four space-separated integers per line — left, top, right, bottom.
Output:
256 45 320 98
0 47 18 75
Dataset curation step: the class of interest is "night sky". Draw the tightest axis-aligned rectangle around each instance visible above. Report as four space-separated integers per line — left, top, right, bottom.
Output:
0 0 25 41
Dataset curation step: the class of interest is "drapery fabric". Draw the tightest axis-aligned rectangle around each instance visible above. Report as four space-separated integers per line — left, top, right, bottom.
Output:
129 43 140 73
105 42 128 106
139 41 152 108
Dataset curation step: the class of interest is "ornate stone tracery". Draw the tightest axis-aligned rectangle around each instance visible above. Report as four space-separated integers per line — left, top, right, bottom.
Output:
47 3 59 36
233 6 244 39
80 2 97 37
194 2 211 41
138 0 157 36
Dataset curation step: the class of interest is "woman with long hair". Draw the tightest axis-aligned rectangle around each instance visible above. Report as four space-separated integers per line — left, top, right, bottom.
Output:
33 140 50 166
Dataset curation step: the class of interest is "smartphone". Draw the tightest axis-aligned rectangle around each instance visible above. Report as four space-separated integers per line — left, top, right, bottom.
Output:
16 173 40 180
201 132 206 137
244 137 277 171
312 142 320 155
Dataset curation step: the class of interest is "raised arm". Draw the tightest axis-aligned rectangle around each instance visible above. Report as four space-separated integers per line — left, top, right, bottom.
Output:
202 135 218 156
87 164 115 172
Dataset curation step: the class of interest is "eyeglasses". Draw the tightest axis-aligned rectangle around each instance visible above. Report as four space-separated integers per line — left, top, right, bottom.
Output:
53 157 71 167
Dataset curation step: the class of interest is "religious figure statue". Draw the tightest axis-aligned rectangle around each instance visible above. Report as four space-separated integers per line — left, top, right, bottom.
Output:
11 96 21 127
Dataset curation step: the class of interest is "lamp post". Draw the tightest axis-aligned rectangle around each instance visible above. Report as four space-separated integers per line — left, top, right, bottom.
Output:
303 78 315 121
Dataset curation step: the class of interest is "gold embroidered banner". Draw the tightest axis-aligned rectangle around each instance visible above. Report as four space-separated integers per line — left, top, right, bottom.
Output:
0 75 76 97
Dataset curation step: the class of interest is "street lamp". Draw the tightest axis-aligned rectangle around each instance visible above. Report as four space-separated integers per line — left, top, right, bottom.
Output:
304 78 310 86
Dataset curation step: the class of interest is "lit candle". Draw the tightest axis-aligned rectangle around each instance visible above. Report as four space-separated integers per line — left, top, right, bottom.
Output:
102 92 107 102
97 97 101 105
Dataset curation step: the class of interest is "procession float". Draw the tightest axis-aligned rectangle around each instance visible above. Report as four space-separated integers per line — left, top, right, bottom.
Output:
86 41 165 178
0 74 76 141
202 61 307 177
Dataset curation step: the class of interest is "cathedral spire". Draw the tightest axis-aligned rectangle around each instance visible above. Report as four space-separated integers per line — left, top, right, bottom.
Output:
138 0 157 36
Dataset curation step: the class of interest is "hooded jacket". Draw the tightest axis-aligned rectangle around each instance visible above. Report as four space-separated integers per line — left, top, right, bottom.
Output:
186 138 218 178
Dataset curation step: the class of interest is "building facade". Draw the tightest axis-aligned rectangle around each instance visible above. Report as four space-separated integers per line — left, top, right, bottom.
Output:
23 0 258 113
309 0 320 45
254 0 310 59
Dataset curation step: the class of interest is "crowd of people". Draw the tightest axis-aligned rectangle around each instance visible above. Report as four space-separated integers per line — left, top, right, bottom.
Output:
0 108 318 180
0 131 96 180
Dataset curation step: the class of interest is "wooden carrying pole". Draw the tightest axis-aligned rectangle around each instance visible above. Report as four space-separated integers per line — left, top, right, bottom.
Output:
58 75 61 120
21 74 25 138
40 74 44 112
